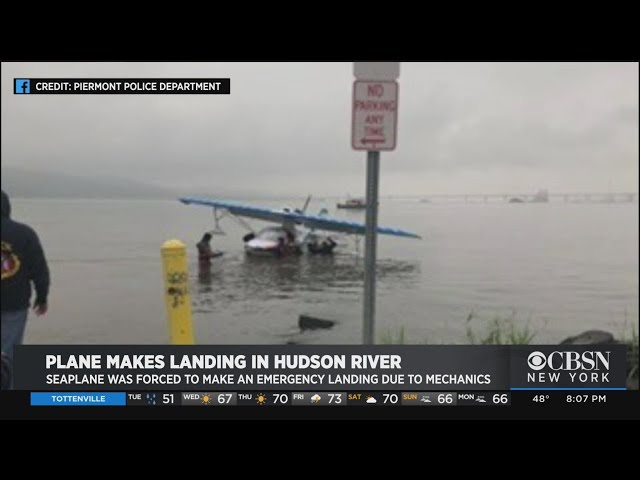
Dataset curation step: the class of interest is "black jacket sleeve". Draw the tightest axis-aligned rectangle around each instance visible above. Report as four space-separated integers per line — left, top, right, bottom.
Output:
27 228 50 306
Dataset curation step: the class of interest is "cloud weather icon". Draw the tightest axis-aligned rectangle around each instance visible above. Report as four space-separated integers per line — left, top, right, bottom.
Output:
366 396 377 404
310 394 321 403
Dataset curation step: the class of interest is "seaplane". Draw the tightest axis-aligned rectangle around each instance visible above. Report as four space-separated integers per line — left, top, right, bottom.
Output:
179 196 421 257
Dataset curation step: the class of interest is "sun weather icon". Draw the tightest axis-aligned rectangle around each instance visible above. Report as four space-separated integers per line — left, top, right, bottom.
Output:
256 393 267 405
146 393 157 405
201 393 212 405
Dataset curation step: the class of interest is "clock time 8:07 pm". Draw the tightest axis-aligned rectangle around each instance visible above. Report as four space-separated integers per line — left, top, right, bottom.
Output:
566 394 607 403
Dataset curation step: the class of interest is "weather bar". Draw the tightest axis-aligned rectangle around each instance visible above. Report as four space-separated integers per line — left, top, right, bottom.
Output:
41 391 515 407
14 79 230 95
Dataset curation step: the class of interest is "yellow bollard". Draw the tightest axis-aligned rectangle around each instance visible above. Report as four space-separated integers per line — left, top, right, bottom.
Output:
161 239 195 345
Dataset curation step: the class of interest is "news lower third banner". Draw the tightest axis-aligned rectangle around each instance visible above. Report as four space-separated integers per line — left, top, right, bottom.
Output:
13 78 230 94
13 345 627 391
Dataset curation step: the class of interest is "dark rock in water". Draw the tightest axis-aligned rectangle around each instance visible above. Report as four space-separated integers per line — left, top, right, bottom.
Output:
299 315 336 330
560 330 616 345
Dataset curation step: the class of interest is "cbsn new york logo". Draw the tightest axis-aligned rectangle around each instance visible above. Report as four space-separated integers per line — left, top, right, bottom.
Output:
527 350 610 383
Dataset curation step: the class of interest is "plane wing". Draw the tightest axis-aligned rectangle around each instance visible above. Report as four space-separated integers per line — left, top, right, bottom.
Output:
179 197 421 239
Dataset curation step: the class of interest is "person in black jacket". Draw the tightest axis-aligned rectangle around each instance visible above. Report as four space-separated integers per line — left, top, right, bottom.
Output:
1 190 50 365
196 233 217 268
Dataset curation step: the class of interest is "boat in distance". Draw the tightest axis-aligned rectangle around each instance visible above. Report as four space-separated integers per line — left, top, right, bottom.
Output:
337 197 366 209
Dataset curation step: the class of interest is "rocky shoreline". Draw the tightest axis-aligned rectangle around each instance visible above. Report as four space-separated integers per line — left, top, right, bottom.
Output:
560 330 639 390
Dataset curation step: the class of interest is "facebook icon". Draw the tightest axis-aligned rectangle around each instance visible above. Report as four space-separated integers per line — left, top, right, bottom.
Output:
15 79 30 94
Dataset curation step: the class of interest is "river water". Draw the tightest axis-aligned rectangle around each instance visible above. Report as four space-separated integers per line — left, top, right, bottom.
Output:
11 197 638 345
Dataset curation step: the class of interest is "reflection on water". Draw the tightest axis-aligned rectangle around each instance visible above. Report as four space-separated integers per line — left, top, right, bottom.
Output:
192 252 421 313
197 267 214 291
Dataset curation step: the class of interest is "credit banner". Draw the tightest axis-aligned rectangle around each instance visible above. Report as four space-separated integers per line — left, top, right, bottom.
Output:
13 78 230 94
13 345 627 391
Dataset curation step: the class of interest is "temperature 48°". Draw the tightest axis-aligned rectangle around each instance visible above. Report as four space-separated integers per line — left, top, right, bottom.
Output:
533 394 550 403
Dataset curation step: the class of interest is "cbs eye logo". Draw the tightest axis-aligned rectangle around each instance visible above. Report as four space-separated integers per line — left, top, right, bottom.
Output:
527 351 547 370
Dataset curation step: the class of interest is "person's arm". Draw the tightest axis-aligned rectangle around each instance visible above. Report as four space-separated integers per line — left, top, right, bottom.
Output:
27 229 50 315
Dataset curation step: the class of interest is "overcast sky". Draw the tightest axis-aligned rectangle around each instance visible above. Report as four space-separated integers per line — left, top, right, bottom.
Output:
1 62 638 196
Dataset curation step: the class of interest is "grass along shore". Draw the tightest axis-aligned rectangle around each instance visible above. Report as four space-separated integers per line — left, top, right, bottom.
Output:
379 311 639 389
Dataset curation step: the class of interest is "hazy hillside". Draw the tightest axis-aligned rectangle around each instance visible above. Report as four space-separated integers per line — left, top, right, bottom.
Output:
1 166 174 199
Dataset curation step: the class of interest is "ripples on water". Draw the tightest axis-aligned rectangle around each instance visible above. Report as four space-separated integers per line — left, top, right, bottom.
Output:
190 251 422 344
192 253 420 310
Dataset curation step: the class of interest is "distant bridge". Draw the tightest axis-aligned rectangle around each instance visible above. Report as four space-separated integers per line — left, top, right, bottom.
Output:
387 192 637 204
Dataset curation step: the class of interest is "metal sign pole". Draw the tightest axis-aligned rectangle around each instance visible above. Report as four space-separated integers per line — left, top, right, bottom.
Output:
353 61 399 346
363 150 380 345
